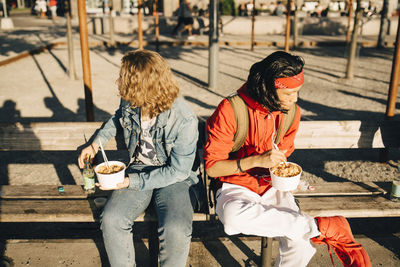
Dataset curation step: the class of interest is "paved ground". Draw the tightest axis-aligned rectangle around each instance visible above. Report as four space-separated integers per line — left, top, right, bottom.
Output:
1 12 400 267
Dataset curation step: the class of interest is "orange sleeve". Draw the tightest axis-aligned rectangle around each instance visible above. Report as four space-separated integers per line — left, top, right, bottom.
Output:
203 99 237 170
278 105 301 158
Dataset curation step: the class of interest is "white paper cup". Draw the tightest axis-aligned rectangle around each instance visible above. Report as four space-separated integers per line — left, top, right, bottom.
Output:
94 161 126 189
269 162 302 191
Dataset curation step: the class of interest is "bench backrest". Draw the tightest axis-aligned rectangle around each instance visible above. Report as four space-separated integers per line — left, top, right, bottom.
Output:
1 120 399 151
295 120 400 149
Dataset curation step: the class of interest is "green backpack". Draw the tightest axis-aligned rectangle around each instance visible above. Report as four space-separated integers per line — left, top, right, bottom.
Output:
227 94 298 153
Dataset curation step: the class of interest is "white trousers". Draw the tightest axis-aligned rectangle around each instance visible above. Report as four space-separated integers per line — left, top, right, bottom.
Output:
216 183 320 267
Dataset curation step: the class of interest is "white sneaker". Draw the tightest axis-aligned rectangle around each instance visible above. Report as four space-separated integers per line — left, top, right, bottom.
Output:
187 36 195 40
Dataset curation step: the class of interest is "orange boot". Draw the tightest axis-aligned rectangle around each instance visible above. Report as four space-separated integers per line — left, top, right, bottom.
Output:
312 216 371 267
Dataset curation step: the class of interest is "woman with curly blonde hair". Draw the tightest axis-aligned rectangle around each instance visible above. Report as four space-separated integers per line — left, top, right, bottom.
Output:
78 49 200 267
118 50 179 118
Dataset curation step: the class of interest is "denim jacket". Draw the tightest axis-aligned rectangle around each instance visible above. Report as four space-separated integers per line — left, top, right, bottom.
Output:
93 97 199 191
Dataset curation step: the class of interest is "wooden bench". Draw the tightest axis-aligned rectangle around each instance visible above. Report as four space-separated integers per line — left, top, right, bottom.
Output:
1 120 400 266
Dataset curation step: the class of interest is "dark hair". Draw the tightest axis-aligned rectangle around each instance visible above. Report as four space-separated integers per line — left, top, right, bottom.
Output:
246 51 304 112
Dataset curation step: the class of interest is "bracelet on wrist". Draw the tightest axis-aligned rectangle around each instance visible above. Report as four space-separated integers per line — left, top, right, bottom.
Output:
237 159 244 173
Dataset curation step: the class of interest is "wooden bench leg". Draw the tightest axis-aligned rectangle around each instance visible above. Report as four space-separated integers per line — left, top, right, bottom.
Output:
148 222 159 267
261 237 273 267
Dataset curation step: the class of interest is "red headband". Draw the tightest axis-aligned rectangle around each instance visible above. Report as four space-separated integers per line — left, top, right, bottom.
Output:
274 70 304 89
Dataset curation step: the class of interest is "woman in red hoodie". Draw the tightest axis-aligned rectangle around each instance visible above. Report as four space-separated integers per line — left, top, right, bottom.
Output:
204 51 371 267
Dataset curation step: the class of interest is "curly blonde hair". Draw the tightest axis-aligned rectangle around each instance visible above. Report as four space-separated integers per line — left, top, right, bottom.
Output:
119 50 179 118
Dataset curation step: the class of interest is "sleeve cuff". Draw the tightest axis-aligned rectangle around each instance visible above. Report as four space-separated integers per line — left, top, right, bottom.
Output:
128 173 141 190
93 136 107 147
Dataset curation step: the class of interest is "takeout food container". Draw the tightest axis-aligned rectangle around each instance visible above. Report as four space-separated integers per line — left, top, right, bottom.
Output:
269 162 302 191
94 161 126 189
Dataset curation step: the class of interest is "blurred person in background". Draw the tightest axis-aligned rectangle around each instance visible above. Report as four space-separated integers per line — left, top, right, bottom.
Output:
172 0 194 39
48 0 57 19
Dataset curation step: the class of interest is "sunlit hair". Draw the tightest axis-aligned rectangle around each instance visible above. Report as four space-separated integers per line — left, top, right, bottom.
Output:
119 50 179 118
246 51 304 113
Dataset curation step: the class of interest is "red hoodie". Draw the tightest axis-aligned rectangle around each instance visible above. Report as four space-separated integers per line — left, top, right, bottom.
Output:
204 84 301 195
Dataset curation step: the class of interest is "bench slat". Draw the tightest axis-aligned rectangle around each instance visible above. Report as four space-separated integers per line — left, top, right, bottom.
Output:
0 199 100 222
0 122 117 151
294 181 388 196
0 199 208 223
1 195 397 223
295 120 400 149
1 121 399 151
0 185 109 199
0 182 388 200
297 195 400 218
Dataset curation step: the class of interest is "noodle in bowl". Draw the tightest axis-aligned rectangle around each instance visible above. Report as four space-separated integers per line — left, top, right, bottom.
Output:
269 162 302 191
95 161 126 189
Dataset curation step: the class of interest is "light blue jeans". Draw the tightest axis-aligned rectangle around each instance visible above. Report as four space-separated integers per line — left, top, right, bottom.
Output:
100 180 193 267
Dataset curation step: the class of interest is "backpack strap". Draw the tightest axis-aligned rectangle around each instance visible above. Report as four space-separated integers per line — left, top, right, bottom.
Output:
274 104 298 145
227 95 297 150
227 94 249 153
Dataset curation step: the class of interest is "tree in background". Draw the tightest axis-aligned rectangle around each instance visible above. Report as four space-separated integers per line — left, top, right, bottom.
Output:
220 0 235 16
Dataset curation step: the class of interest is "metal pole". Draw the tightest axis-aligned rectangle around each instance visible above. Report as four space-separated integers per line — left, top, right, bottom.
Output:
345 0 361 79
208 0 219 90
378 0 389 48
153 0 160 52
66 0 77 80
137 0 144 50
250 0 256 51
109 0 116 48
284 0 292 52
346 0 353 43
385 14 400 119
1 0 7 18
77 0 94 121
293 0 298 49
261 237 273 267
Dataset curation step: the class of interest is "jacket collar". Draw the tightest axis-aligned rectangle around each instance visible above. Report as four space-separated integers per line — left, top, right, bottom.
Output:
155 109 170 128
121 99 169 129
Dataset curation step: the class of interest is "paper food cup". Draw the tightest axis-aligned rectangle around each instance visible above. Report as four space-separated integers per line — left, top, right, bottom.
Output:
94 161 126 189
269 162 302 191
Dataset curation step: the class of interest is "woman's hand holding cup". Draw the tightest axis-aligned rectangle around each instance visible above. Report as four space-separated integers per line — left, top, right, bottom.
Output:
96 177 130 190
